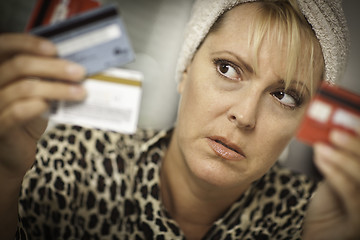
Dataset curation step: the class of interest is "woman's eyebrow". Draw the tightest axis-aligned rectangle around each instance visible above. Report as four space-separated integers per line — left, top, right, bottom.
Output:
211 50 255 74
278 79 311 96
211 50 312 96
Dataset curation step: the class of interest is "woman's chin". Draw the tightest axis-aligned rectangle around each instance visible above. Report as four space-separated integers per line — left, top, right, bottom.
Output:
187 157 253 189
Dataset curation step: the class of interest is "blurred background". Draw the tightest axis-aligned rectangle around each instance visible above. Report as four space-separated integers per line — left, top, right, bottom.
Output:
0 0 359 179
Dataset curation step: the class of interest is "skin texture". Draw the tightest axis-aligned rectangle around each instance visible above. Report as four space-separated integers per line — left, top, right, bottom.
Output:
161 3 321 239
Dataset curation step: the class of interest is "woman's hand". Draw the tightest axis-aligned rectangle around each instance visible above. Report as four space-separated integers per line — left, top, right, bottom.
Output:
0 33 86 178
303 127 360 240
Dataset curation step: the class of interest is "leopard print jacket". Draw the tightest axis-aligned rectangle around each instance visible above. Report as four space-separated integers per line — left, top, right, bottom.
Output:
16 124 317 240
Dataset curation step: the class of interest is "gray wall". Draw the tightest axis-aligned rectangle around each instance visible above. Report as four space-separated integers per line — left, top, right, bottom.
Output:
342 0 360 94
0 0 35 32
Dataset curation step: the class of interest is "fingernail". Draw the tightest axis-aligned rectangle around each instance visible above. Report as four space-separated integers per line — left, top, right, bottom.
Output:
313 144 334 174
66 64 85 77
330 130 349 144
314 150 333 175
40 41 56 54
314 143 334 160
70 85 86 98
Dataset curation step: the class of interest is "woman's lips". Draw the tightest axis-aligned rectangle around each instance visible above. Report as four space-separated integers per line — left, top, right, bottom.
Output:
207 137 245 161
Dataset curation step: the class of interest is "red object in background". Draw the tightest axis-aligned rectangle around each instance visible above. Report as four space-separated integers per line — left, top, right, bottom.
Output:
26 0 101 31
297 82 360 145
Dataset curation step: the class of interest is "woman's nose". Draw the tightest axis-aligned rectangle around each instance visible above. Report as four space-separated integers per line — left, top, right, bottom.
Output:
227 90 259 130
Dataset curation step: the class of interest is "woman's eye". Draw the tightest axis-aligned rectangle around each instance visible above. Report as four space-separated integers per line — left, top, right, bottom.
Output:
272 91 300 109
215 60 240 80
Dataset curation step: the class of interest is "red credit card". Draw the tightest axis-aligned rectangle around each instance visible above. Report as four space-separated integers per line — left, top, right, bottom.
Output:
26 0 101 31
297 82 360 145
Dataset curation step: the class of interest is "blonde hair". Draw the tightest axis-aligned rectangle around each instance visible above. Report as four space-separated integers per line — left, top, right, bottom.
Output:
208 0 325 94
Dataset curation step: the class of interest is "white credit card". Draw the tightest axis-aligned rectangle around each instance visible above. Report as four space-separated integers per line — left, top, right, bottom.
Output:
49 68 143 133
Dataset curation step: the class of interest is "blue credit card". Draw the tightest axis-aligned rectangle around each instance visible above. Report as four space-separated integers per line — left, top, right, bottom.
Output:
31 4 135 76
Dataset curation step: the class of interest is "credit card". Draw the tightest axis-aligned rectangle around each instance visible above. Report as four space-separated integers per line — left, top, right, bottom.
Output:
26 0 101 30
30 4 135 76
297 82 360 145
49 68 143 133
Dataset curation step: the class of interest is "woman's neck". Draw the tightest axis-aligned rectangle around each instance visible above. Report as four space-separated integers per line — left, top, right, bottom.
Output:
160 131 250 239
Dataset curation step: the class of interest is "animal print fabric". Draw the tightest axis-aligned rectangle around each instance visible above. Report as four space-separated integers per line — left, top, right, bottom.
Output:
16 124 316 239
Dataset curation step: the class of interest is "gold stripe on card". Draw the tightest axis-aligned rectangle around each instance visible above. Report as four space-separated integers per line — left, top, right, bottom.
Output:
89 74 142 87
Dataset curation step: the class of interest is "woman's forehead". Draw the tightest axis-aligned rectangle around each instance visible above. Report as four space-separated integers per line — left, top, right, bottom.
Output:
203 2 323 92
205 5 289 73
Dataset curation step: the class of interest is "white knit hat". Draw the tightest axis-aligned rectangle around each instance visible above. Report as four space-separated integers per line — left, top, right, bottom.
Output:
175 0 349 84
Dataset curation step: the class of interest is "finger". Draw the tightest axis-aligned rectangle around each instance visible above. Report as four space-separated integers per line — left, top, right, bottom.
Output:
0 78 86 112
314 143 360 218
314 143 360 184
329 129 360 157
0 34 56 62
0 55 85 88
314 151 360 237
0 99 49 136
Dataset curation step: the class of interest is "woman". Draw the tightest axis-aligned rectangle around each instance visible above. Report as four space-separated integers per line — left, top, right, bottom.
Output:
0 0 359 239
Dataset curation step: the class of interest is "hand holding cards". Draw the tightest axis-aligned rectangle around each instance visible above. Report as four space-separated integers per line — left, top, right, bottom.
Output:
297 82 360 145
29 2 142 133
